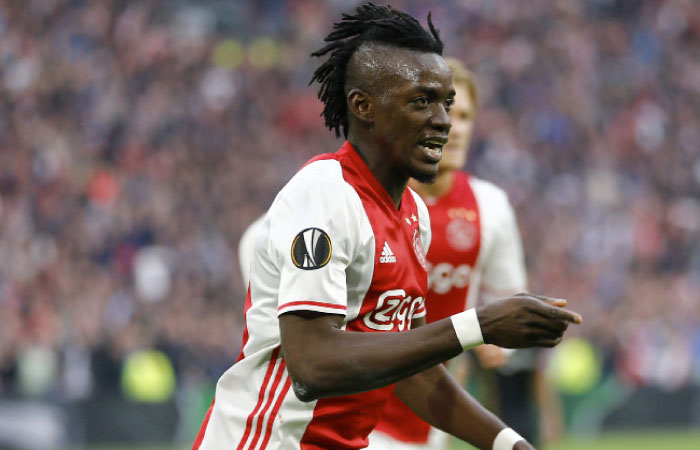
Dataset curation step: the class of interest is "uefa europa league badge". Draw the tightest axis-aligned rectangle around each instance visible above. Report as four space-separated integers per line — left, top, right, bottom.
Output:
291 228 332 270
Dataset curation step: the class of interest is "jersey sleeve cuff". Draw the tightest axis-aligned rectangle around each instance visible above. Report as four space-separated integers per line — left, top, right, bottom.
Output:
277 300 347 316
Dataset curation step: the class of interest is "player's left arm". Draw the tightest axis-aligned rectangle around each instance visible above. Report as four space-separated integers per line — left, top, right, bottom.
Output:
393 358 533 450
394 317 533 450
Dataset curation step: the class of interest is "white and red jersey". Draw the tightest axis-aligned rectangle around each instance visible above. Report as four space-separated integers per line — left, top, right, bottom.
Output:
194 142 431 450
370 171 526 447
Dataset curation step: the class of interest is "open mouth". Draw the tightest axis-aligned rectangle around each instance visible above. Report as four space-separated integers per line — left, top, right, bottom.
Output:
418 139 446 161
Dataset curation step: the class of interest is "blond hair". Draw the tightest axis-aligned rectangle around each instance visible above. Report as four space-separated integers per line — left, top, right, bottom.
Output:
444 57 478 110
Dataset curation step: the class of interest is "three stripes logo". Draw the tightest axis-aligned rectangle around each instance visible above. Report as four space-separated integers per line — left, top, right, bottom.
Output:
291 228 332 270
379 241 396 263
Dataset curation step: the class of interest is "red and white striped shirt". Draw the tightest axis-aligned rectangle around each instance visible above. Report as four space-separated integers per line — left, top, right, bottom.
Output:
194 142 431 450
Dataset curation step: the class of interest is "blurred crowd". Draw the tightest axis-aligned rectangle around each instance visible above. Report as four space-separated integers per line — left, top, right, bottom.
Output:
0 0 698 407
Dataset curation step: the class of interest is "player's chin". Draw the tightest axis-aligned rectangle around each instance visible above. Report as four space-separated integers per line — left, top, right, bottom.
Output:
407 163 438 184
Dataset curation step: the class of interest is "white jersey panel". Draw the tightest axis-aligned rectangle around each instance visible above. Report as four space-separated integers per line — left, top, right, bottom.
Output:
469 177 527 303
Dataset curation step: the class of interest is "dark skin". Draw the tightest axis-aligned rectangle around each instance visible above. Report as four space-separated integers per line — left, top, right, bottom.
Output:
280 45 582 449
344 46 453 201
393 347 513 450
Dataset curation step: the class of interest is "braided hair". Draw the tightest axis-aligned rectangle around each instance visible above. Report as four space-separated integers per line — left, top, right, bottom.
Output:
310 3 444 138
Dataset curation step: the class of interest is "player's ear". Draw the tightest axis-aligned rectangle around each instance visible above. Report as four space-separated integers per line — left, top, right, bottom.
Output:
347 89 374 125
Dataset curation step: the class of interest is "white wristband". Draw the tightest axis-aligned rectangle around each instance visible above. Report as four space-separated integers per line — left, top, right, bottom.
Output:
449 308 484 350
501 348 516 358
493 427 524 450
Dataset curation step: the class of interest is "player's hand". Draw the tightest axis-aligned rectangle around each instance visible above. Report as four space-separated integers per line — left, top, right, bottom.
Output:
476 293 582 349
473 344 507 369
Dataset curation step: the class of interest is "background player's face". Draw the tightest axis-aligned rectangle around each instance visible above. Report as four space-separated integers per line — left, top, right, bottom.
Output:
369 50 454 183
438 83 475 174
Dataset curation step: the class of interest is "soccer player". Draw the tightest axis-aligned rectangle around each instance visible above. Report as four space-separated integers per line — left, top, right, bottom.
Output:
367 58 548 450
194 4 581 450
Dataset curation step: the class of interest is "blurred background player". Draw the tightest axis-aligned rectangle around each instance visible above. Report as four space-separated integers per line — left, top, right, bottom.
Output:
367 58 561 450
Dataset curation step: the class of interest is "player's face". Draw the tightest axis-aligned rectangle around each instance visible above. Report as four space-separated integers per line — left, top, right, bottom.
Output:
438 84 475 174
370 51 454 183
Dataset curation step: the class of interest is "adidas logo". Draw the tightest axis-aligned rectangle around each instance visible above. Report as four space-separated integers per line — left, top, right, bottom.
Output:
379 241 396 263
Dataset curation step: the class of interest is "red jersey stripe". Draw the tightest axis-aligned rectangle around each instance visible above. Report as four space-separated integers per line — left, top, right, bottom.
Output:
258 376 293 449
247 358 289 450
236 347 281 450
278 300 347 312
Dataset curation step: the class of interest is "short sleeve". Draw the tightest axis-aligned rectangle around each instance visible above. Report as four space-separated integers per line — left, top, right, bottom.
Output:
479 191 527 296
267 163 361 317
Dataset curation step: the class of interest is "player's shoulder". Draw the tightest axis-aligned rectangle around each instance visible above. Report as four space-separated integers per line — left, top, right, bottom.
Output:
269 157 365 228
279 157 356 202
293 156 344 184
468 175 511 207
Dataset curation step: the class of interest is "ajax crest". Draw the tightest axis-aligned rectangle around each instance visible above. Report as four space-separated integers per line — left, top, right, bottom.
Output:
412 229 427 270
446 218 477 251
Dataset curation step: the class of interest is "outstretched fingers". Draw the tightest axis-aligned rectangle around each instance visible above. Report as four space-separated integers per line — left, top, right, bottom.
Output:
529 294 567 308
527 297 583 324
527 315 570 334
551 307 582 324
478 293 583 349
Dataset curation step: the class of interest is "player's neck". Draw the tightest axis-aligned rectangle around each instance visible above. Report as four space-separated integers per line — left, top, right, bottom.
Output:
411 170 455 200
348 137 407 209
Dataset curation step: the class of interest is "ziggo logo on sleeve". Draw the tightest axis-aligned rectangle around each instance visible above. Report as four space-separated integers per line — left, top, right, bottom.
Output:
363 289 424 331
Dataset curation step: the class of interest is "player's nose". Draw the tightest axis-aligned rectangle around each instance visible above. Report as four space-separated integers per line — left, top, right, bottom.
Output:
429 104 451 133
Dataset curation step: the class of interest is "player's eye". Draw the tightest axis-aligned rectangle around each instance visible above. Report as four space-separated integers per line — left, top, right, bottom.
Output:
445 98 455 110
411 97 429 107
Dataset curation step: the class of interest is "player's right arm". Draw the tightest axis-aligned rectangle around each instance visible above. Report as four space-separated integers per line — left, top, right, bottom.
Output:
270 168 580 402
280 293 579 401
